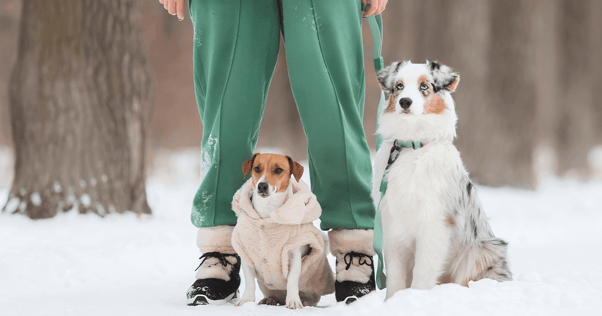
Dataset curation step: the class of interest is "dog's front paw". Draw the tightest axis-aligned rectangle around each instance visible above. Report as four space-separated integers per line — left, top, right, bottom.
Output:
285 297 303 309
259 296 284 306
235 297 255 307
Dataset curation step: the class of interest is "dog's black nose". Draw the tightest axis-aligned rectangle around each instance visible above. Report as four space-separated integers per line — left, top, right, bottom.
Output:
399 97 413 109
257 182 268 193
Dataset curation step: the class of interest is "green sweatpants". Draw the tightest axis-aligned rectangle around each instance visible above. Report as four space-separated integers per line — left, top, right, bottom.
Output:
189 0 374 230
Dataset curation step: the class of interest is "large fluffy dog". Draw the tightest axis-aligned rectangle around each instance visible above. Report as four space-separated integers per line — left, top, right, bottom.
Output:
232 153 334 309
373 61 512 299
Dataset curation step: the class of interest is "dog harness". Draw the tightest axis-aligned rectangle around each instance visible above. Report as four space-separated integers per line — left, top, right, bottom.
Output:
373 140 423 289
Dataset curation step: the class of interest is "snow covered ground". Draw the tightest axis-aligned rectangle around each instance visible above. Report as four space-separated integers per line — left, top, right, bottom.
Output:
1 148 601 315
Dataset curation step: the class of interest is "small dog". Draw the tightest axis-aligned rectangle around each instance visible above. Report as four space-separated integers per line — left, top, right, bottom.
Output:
231 153 334 309
373 61 512 299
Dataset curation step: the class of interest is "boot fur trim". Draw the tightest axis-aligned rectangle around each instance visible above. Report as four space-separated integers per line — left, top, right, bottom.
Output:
329 229 375 283
329 229 375 257
196 225 236 254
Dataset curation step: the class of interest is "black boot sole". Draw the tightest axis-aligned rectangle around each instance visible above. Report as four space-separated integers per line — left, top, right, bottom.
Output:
344 296 358 304
187 291 237 306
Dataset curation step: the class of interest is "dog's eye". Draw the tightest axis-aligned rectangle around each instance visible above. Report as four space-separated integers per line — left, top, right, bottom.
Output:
254 167 261 173
396 83 404 90
274 168 283 174
420 83 429 91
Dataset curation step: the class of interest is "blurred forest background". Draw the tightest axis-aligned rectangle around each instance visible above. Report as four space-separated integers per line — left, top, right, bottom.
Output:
0 0 601 197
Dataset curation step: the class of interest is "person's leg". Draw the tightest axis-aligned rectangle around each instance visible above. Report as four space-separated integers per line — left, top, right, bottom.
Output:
187 0 280 305
189 0 280 228
281 0 374 230
281 0 376 303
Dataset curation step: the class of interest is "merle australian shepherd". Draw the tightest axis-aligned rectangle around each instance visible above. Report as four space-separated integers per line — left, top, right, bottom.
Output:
373 61 512 299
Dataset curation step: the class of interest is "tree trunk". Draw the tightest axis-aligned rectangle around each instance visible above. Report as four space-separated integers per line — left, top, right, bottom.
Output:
588 0 602 148
0 0 21 149
476 0 536 188
3 0 153 219
554 0 596 176
531 0 560 181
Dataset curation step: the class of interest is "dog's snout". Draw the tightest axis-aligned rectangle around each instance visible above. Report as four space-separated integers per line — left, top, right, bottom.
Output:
257 182 269 193
399 97 413 109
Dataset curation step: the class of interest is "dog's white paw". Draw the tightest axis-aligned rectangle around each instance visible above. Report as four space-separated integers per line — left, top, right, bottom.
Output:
235 298 255 307
286 297 303 309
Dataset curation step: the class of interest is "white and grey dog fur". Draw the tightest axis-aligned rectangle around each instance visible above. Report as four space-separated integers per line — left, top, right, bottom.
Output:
373 61 512 299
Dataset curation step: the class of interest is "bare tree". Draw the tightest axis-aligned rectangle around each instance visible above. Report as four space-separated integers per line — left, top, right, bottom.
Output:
3 0 153 219
476 0 537 187
0 0 21 148
532 0 559 176
593 1 602 145
554 0 596 176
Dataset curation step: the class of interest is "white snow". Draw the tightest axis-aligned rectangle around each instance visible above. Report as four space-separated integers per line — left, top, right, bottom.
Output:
4 196 19 213
30 191 42 206
80 193 92 207
67 188 77 204
54 181 62 193
96 202 106 216
0 149 601 315
199 135 217 183
17 200 26 213
589 146 602 180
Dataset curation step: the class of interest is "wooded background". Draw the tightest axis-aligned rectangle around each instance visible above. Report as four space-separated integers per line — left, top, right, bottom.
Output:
1 0 601 189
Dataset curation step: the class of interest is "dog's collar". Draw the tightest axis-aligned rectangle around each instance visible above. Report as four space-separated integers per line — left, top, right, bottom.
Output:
386 140 424 170
397 140 423 149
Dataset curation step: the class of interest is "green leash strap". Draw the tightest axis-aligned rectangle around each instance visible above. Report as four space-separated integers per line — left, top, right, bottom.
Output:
362 3 384 72
373 140 423 290
374 171 387 289
363 6 388 290
365 12 386 150
362 7 387 290
365 4 424 288
366 14 384 72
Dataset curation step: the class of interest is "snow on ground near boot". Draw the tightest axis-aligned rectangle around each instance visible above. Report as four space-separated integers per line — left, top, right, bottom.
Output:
1 149 602 315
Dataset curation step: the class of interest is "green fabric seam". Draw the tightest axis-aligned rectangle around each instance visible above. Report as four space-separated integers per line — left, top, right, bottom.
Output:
309 0 359 230
211 0 243 226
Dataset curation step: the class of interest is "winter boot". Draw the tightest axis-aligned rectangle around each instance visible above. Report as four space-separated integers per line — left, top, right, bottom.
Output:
329 229 376 304
186 226 241 306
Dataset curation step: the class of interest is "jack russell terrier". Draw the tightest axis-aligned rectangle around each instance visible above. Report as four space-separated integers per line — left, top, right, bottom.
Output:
373 61 512 299
231 153 334 309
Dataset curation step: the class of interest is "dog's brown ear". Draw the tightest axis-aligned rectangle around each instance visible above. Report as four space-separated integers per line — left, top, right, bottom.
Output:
446 75 460 92
286 156 304 182
242 153 259 178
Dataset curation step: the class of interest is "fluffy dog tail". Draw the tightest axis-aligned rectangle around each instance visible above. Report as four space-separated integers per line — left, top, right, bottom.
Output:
477 237 513 283
442 236 513 286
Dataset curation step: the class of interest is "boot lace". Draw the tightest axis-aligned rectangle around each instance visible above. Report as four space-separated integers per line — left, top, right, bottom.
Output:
343 251 373 270
195 252 237 271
